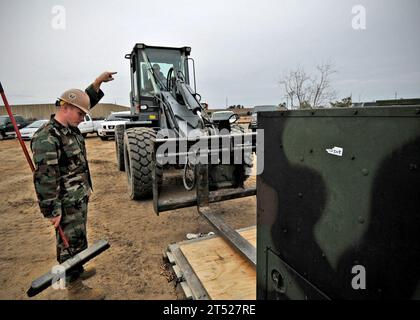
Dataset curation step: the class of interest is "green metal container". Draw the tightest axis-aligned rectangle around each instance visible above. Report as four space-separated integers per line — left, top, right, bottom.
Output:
257 106 420 299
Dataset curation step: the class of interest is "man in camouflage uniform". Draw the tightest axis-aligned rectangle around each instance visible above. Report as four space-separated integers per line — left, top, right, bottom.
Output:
31 72 116 283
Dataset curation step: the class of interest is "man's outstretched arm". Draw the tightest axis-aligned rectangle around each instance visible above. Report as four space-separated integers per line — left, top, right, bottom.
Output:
85 71 117 108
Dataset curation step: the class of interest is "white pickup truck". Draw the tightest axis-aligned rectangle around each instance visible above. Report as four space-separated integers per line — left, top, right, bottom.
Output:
78 114 104 137
98 111 131 141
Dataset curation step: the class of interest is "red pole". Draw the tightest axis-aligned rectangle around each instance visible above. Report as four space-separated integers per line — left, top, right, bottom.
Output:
0 81 70 249
0 81 35 172
57 225 71 249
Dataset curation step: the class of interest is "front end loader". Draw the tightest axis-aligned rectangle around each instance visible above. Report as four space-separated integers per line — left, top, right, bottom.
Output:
116 43 258 265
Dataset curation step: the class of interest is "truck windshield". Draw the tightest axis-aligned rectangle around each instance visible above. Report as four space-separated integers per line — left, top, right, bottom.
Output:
0 117 9 125
211 112 234 121
140 48 186 95
27 120 48 128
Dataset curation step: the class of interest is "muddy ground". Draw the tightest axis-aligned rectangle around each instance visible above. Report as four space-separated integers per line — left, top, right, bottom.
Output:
0 135 256 300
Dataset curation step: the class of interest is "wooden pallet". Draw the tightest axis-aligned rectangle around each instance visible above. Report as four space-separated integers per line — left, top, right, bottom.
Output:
165 226 256 300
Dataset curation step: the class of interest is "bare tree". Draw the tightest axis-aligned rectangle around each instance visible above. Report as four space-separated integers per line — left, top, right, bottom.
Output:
310 63 337 108
280 63 337 109
281 67 310 109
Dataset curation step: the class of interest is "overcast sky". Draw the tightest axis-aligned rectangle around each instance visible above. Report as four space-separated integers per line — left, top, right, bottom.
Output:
1 0 419 108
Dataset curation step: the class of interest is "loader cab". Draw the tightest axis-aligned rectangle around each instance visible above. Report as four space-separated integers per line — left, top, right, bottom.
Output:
125 44 192 116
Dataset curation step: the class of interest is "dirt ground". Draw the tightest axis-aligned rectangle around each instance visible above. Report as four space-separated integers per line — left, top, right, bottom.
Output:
0 135 256 300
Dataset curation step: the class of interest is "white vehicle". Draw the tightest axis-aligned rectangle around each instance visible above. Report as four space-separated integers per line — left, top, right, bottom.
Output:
78 114 104 137
249 105 280 131
19 119 49 140
98 111 131 141
210 110 235 123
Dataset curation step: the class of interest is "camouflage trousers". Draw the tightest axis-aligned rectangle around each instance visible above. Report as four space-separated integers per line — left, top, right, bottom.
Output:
56 196 89 264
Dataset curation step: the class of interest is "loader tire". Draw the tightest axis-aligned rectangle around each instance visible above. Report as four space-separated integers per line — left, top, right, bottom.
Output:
115 124 125 171
124 127 162 200
231 124 253 182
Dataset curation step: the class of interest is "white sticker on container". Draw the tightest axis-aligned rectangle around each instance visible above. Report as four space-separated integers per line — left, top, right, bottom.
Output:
326 147 343 157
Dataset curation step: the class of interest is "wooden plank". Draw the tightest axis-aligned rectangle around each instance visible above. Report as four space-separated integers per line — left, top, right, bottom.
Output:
168 244 210 300
180 282 193 300
166 251 176 265
172 265 183 280
178 226 256 300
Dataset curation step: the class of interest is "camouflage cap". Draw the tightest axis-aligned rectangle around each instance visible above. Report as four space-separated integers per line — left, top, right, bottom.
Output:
58 89 91 114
